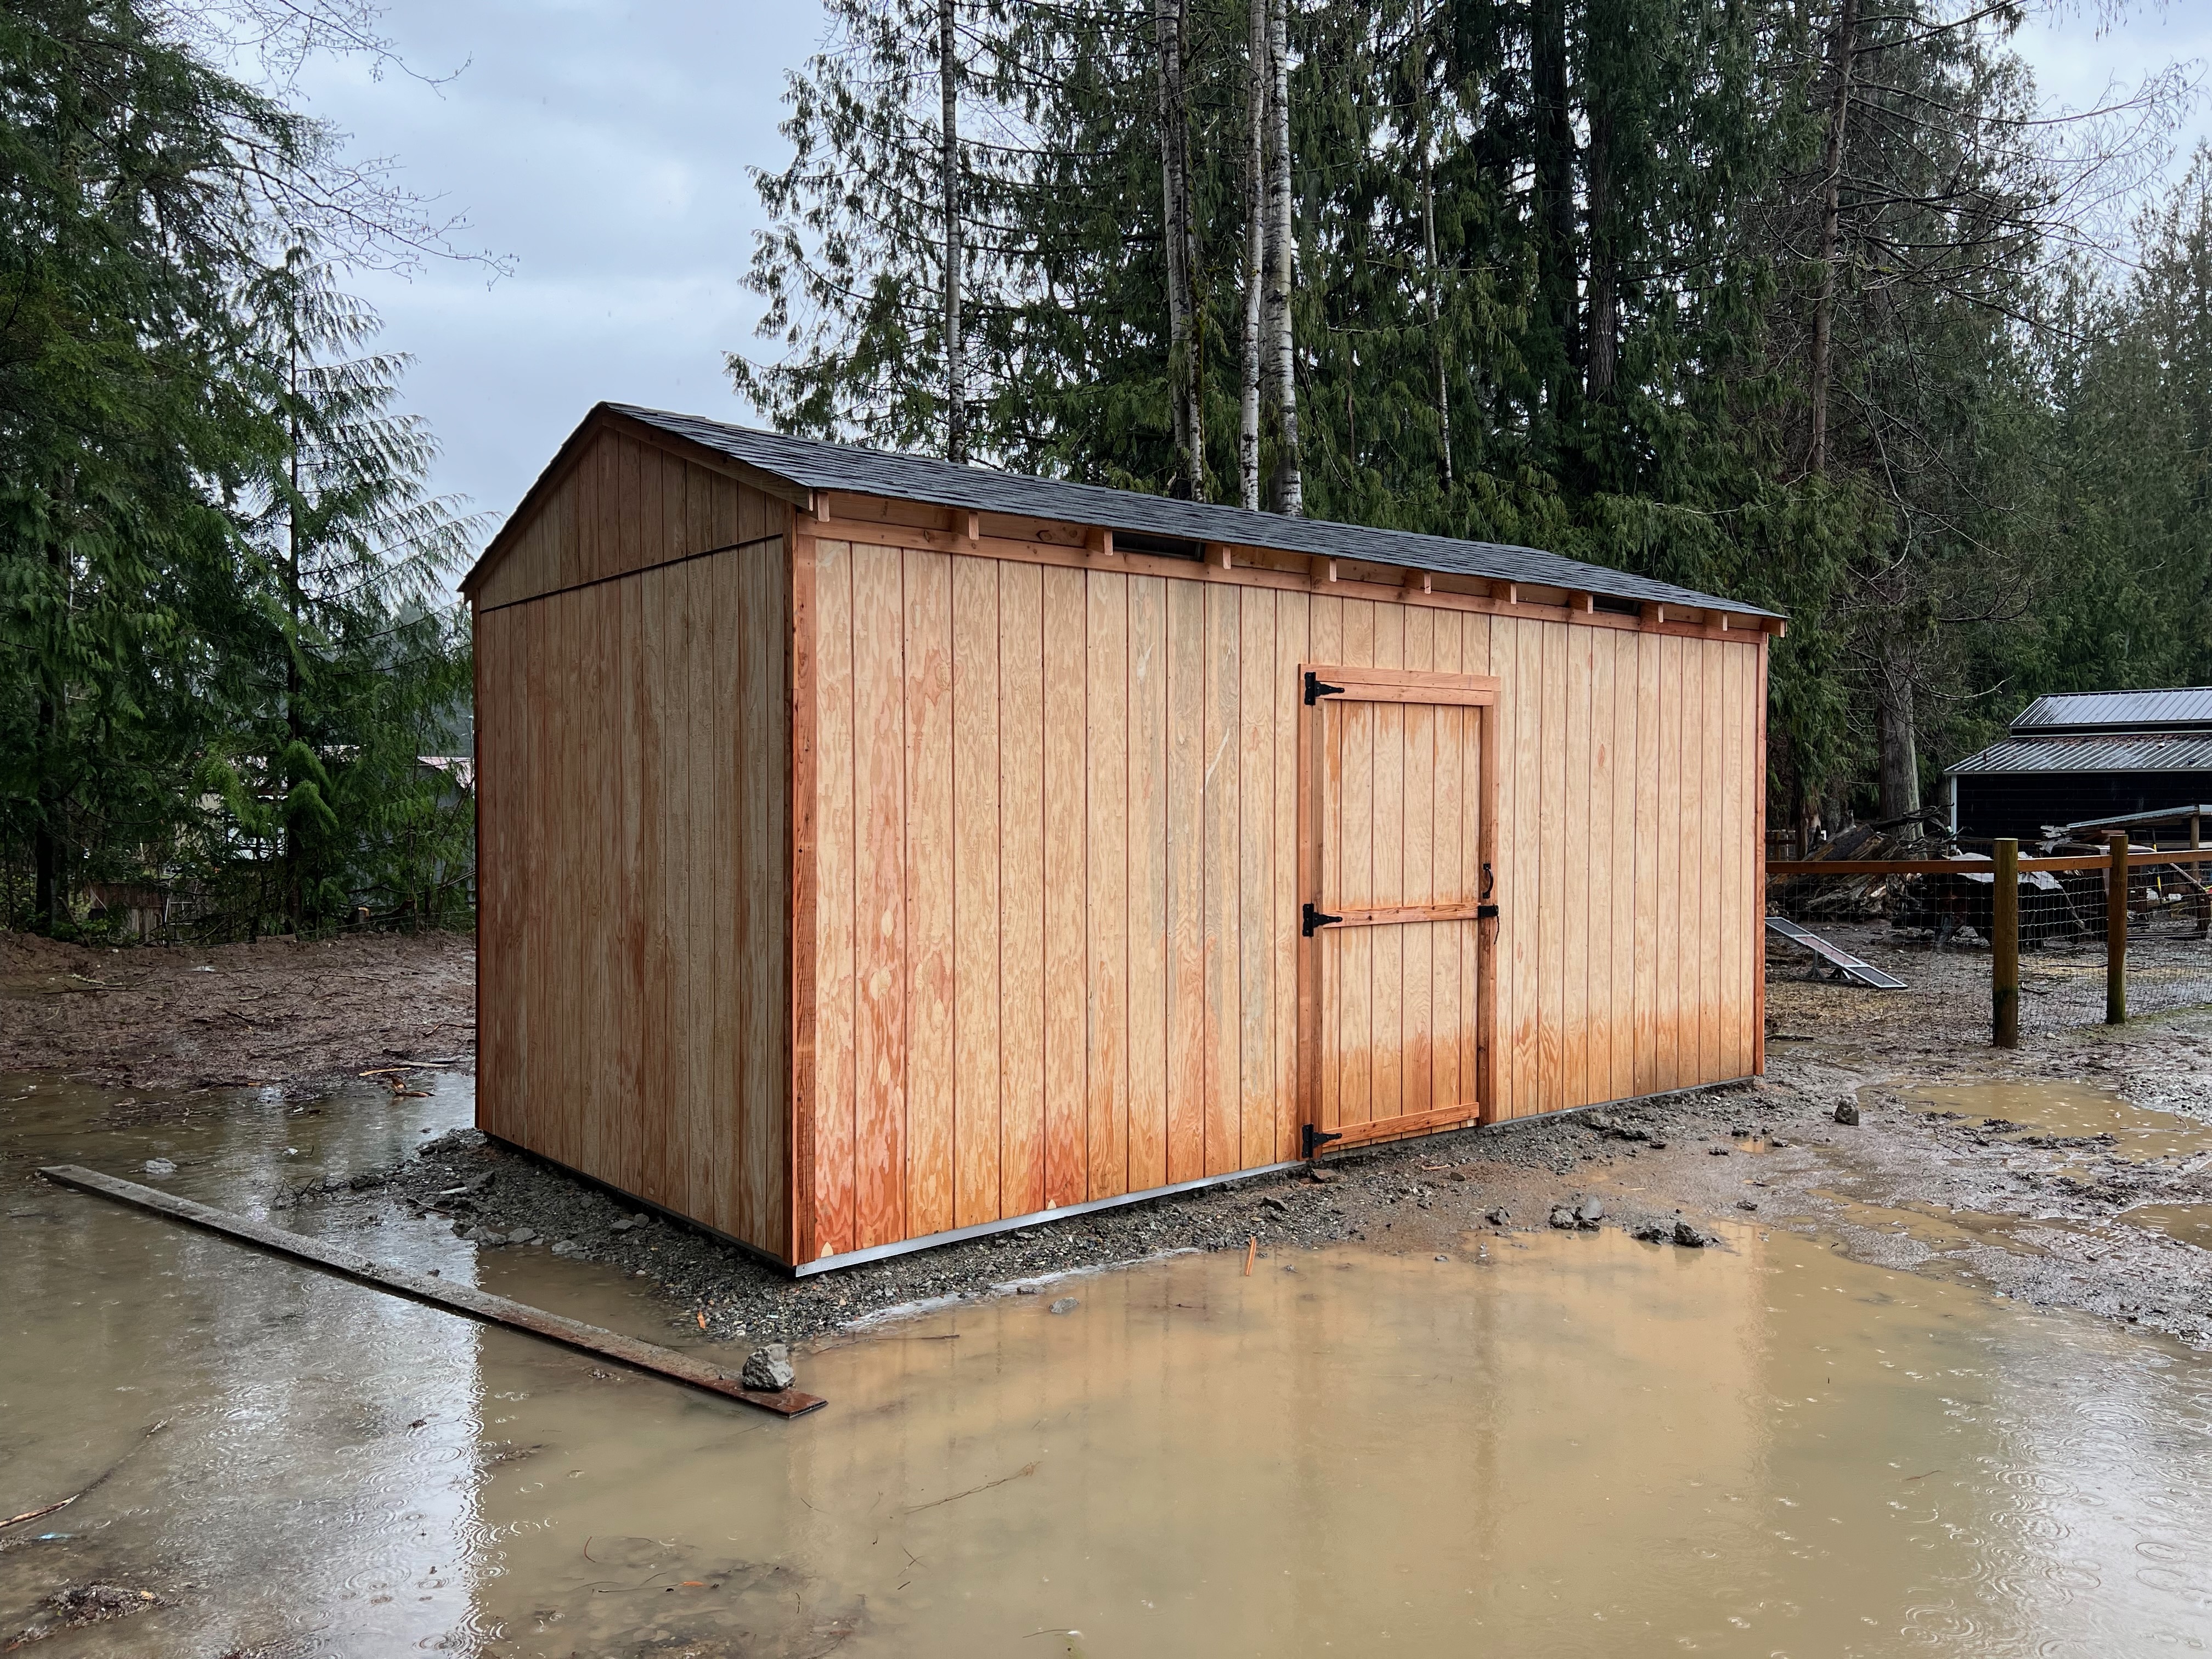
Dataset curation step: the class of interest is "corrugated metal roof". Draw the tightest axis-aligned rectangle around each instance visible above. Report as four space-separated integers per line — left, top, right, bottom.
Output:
2011 687 2212 733
610 405 1780 619
1947 734 2212 775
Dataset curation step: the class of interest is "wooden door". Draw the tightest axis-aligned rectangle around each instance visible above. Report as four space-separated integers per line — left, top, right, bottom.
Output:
1297 664 1500 1154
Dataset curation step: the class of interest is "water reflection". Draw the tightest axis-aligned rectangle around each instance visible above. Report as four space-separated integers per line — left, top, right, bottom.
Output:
4 1073 2210 1657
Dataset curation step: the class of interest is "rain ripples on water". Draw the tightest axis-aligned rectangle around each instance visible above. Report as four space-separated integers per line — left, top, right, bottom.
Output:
4 1071 2211 1655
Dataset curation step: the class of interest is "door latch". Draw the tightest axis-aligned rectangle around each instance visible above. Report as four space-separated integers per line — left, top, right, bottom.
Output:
1301 902 1341 936
1302 1124 1344 1159
1303 670 1345 705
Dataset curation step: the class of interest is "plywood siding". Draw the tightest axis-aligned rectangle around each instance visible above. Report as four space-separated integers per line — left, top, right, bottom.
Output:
802 540 1765 1259
475 535 791 1257
472 425 786 613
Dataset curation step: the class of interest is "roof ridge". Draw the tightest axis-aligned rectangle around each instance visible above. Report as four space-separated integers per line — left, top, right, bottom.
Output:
605 403 1781 620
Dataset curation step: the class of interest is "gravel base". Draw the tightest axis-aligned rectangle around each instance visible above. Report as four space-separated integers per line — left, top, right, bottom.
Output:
300 1082 1778 1351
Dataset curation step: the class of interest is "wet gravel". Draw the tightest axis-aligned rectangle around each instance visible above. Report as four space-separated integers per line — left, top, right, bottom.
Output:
298 1081 1817 1352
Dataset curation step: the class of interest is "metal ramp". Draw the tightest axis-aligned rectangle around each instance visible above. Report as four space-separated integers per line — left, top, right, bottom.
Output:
1765 916 1908 989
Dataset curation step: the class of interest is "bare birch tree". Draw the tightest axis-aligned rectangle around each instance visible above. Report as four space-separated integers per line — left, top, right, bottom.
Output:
940 0 965 461
1239 0 1266 509
1263 0 1300 514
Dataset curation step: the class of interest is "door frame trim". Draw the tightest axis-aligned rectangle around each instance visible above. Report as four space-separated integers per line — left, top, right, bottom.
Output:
1296 663 1502 1154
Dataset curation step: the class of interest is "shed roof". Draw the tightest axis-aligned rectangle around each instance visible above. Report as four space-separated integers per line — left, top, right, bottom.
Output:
2010 687 2212 733
1946 733 2212 776
579 404 1779 619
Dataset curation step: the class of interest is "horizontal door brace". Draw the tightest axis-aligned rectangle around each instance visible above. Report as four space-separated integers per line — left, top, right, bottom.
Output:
1317 901 1496 929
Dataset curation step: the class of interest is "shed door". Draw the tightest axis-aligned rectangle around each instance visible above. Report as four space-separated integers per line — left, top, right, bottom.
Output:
1299 664 1500 1155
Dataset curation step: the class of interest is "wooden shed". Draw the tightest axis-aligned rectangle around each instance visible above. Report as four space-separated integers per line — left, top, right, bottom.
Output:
462 404 1780 1273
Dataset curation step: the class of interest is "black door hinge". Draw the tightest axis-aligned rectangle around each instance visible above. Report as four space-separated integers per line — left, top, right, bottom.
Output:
1304 670 1345 704
1302 902 1341 936
1477 904 1499 919
1302 1123 1344 1160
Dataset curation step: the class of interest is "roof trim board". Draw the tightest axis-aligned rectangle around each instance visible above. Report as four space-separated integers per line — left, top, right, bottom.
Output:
462 403 1781 622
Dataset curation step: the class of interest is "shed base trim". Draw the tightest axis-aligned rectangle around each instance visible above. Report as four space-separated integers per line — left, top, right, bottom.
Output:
795 1162 1308 1276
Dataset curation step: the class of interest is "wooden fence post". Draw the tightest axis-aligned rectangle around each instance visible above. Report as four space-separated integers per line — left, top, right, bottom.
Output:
2107 830 2129 1025
1991 837 2018 1048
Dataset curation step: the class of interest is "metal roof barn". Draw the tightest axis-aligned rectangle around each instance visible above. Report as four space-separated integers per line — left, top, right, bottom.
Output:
2009 687 2212 734
461 404 1776 1273
1946 689 2212 840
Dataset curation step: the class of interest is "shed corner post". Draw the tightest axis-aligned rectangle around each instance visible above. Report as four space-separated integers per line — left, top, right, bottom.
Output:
787 500 820 1268
1991 838 2019 1049
1753 631 1770 1077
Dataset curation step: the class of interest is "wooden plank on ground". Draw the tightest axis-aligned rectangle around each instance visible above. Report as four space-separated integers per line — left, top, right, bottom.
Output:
40 1166 823 1417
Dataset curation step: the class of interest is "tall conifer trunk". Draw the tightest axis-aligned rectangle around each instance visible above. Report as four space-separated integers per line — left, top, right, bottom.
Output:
32 633 59 933
1809 0 1858 476
1154 0 1204 499
285 331 305 932
1239 0 1267 510
1263 0 1301 514
1587 100 1618 398
1532 0 1579 425
940 0 966 462
1875 664 1921 837
1414 0 1451 484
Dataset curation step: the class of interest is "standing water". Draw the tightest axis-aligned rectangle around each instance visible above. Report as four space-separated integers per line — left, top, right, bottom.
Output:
4 1072 2210 1656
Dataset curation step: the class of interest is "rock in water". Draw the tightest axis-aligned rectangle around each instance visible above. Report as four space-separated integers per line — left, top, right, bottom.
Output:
1548 1206 1577 1230
1049 1296 1080 1315
1673 1220 1713 1248
1833 1102 1861 1126
142 1159 176 1177
741 1343 795 1392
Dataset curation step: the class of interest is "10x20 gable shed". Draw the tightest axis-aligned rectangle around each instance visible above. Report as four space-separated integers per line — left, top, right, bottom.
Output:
464 404 1777 1273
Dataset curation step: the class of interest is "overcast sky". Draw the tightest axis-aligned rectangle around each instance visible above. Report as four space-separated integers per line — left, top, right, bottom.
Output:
292 2 2211 541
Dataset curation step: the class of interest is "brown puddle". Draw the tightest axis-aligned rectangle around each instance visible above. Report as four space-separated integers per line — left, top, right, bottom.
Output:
2115 1203 2212 1252
1899 1079 2212 1161
7 1074 2212 1656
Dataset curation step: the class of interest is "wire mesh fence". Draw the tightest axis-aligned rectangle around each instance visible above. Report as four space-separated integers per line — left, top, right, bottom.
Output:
1767 840 2212 1046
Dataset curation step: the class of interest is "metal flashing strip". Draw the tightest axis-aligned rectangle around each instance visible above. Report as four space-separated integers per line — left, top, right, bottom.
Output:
794 1161 1307 1276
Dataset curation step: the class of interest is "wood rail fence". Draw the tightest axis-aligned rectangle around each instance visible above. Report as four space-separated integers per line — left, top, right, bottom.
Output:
1770 832 2212 1046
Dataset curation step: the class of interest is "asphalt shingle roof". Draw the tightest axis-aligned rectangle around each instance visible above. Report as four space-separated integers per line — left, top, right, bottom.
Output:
610 404 1779 619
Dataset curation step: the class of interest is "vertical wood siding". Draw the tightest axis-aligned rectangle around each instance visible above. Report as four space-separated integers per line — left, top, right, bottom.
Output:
802 543 1763 1260
473 454 791 1257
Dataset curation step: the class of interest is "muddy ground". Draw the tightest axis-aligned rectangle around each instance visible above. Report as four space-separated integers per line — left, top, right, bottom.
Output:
0 930 476 1091
9 920 2211 1359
